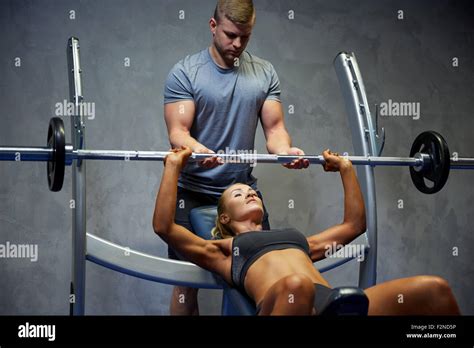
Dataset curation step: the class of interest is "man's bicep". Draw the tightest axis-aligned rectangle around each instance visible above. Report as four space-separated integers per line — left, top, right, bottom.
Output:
260 99 285 134
164 100 196 136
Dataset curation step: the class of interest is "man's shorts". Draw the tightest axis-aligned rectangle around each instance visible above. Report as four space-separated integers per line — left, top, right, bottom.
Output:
168 186 271 260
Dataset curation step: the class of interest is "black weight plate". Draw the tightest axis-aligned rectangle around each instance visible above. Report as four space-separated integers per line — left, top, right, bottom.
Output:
409 131 450 194
47 117 66 192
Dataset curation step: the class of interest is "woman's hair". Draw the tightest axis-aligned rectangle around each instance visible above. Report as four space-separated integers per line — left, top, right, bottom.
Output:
211 192 235 239
213 0 255 25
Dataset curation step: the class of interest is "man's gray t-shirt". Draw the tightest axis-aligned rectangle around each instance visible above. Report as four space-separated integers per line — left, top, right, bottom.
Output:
164 47 281 195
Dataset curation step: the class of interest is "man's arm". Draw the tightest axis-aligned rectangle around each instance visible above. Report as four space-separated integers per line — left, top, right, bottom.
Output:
164 100 222 168
164 100 199 148
260 100 309 169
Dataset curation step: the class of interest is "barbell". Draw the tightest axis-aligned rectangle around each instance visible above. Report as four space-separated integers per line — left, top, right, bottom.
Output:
1 117 473 194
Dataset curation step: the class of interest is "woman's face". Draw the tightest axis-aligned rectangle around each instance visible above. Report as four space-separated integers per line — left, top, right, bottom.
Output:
221 184 264 225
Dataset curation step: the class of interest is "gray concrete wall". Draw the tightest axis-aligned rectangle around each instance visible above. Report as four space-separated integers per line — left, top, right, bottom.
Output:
0 0 472 315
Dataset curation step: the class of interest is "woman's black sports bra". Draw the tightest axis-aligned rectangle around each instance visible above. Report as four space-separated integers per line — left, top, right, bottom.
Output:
231 228 310 290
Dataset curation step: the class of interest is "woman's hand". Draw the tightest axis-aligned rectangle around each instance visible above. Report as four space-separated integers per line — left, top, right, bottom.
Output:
164 146 193 170
321 149 352 172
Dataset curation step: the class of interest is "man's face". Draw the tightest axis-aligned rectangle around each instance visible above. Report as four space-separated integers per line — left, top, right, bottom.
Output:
210 16 254 65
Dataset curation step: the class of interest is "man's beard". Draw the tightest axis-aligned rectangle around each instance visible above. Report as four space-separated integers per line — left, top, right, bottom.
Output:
216 42 239 63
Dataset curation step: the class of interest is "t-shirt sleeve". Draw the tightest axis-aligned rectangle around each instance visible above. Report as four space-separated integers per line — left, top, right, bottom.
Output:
266 63 281 102
164 61 194 104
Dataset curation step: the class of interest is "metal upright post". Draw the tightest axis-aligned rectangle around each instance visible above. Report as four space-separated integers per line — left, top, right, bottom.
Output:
67 37 86 315
334 52 379 288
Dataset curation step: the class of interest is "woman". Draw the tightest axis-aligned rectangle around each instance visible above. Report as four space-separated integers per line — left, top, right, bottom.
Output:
153 146 461 315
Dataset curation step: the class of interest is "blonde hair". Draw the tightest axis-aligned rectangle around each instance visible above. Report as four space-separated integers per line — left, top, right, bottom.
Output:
213 0 255 25
211 191 235 240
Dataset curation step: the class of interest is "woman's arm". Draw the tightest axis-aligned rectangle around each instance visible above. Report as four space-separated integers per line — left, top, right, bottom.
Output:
152 147 226 271
307 150 366 262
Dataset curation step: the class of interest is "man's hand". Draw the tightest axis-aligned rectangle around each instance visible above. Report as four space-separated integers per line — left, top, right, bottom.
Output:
321 149 352 172
194 145 224 169
281 147 310 169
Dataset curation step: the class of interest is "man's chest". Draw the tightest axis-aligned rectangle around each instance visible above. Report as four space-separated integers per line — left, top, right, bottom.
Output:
192 70 268 108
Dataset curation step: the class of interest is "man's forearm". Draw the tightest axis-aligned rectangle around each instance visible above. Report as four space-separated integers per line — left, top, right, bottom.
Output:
169 130 203 150
265 127 292 154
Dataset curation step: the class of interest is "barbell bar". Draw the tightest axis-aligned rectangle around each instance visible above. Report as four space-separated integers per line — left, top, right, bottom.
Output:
2 146 473 167
0 117 473 193
0 147 428 165
1 146 474 167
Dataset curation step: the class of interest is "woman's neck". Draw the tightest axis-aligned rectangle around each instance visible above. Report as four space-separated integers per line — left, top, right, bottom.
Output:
232 221 263 235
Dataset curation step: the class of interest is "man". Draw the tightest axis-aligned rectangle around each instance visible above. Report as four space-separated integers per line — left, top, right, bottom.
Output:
163 0 309 315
